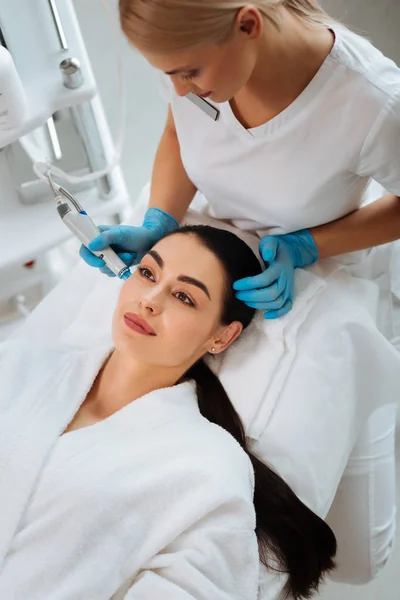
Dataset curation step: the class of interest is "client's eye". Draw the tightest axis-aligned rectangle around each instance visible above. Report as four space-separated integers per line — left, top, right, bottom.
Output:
138 267 155 281
175 291 195 306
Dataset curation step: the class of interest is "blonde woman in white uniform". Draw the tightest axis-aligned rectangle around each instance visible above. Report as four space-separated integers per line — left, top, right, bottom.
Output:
81 0 399 585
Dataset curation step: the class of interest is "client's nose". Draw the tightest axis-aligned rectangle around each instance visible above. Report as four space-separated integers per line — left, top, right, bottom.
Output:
138 289 162 315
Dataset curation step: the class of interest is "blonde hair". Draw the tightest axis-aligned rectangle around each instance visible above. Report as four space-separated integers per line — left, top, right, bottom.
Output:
119 0 335 53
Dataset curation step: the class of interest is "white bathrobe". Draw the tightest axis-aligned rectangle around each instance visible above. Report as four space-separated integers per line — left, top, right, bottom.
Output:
0 340 259 600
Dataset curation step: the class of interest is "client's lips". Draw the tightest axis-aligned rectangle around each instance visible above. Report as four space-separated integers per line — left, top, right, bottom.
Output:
124 312 156 336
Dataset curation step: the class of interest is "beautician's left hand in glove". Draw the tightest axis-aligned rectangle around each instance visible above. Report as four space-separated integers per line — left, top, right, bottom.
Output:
233 230 319 319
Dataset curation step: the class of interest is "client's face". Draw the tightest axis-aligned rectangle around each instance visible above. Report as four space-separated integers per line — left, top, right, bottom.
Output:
112 233 242 369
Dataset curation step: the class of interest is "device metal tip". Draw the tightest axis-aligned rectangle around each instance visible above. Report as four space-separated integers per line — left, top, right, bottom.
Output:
119 268 132 281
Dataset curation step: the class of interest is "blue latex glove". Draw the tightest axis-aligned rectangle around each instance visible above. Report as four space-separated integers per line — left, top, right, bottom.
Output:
79 208 179 276
233 230 319 319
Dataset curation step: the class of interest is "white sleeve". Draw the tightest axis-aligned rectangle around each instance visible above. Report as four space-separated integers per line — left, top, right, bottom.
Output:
123 501 259 600
356 90 400 196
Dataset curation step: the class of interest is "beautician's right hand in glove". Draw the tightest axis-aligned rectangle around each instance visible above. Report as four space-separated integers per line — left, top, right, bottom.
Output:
79 207 179 276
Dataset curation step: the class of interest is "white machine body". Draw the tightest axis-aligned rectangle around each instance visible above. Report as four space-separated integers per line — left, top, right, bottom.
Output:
0 0 129 322
0 46 27 130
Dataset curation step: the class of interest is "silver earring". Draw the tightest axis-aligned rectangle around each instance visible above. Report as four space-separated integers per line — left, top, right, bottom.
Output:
211 347 216 353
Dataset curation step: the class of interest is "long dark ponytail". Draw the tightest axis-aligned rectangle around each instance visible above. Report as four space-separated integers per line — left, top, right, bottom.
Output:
171 225 337 599
188 359 336 599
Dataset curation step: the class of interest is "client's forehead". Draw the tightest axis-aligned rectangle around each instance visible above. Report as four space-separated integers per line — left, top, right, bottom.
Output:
152 234 225 292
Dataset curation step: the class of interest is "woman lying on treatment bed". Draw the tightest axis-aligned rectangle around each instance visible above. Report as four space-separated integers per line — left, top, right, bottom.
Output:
0 226 336 600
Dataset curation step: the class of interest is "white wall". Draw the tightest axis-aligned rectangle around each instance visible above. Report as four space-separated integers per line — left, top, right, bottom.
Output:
322 0 400 64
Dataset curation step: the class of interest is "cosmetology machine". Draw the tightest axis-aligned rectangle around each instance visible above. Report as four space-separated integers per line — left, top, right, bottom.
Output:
0 0 129 325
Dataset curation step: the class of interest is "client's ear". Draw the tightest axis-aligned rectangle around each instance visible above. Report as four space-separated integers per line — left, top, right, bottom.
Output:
210 321 243 354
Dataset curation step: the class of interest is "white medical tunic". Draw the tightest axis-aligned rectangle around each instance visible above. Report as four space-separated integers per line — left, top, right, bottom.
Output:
165 25 400 235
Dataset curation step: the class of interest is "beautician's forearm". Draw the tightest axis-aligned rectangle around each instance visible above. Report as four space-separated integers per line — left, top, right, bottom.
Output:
149 107 197 222
311 193 400 259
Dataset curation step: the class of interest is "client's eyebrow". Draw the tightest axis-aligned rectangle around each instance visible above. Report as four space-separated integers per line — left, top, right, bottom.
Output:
177 275 211 300
147 250 211 300
148 250 164 268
